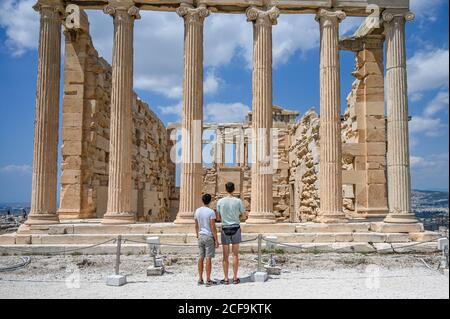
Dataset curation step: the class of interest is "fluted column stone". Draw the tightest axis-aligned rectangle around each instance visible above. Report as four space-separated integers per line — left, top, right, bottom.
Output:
383 10 418 224
102 1 140 225
26 0 63 226
316 9 348 223
175 4 210 224
246 6 279 224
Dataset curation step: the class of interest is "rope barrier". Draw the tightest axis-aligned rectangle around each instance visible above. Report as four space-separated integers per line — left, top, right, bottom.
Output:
0 238 117 255
122 236 259 247
261 236 446 254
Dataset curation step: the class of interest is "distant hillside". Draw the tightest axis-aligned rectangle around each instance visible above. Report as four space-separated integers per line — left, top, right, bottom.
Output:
412 190 449 211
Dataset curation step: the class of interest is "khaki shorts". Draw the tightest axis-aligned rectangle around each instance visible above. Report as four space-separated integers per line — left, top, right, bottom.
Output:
198 235 216 258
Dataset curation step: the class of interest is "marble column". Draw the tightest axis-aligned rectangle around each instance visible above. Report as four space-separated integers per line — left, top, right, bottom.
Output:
101 1 140 225
383 10 418 224
316 9 348 223
175 4 210 224
26 0 63 226
246 6 279 224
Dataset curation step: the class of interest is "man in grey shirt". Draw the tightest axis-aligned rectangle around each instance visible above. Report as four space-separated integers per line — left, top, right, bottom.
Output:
194 194 219 286
217 182 245 285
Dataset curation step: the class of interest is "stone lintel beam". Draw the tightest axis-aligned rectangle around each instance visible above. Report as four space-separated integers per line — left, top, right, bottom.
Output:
65 0 410 15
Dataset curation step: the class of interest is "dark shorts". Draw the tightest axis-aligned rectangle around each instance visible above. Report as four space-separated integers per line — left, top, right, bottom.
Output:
221 226 242 245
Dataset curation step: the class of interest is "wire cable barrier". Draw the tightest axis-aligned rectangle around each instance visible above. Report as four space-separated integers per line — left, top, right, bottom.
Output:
261 236 446 254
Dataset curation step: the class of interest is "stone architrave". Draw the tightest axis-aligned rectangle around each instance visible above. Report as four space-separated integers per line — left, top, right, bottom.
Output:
175 4 210 224
382 10 418 224
26 0 64 226
246 6 279 224
316 9 348 223
101 1 140 225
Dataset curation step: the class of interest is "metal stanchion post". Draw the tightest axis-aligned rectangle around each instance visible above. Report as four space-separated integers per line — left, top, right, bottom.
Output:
252 234 268 283
106 235 127 286
258 234 262 272
115 235 121 275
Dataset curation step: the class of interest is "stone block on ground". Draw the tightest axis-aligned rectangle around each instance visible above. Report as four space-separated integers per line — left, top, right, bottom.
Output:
251 271 268 282
147 265 165 276
106 274 127 286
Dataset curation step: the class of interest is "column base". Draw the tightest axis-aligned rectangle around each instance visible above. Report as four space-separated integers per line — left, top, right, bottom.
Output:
317 211 348 224
25 213 59 225
246 212 276 224
174 212 195 224
101 212 136 225
384 212 418 224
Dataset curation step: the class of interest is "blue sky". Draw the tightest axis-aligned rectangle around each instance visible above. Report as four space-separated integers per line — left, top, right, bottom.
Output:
0 0 448 203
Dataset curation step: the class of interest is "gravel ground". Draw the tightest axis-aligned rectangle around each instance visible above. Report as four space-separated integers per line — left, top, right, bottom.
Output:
0 253 448 299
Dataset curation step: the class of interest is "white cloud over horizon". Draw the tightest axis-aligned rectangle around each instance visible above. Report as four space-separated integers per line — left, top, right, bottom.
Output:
0 164 32 174
407 48 449 96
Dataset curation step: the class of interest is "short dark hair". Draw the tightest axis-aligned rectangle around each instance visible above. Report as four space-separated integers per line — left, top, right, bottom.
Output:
225 182 235 193
202 193 212 205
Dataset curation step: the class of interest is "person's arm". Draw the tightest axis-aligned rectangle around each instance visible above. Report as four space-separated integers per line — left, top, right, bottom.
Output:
216 202 222 222
194 219 199 238
210 217 219 248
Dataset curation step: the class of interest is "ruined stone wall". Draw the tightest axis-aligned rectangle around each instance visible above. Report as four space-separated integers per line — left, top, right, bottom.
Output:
200 121 291 221
288 109 320 222
59 22 174 221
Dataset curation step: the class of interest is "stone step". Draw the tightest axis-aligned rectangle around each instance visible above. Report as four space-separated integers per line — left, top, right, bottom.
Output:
0 242 440 256
23 221 426 235
1 231 441 246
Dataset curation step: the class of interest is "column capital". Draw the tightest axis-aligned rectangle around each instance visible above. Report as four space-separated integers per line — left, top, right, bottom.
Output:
246 6 280 26
176 3 210 22
315 9 346 24
103 1 141 20
382 10 415 23
33 0 64 14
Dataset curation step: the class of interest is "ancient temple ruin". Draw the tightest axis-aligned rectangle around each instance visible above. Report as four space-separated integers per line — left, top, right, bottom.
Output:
1 0 436 249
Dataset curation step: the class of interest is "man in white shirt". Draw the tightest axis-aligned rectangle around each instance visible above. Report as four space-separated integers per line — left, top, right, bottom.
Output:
194 194 219 286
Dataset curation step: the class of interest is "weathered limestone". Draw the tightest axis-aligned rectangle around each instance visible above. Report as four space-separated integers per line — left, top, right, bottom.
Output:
316 9 347 223
382 10 418 224
26 0 64 226
288 109 320 222
340 33 389 219
175 4 210 224
102 1 140 225
246 6 279 224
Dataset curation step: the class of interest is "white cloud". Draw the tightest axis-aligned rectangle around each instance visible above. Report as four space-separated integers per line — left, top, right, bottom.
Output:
410 89 449 138
205 102 250 123
410 0 444 21
410 153 449 190
158 101 182 117
408 49 449 95
410 114 447 138
203 71 221 95
0 0 39 56
0 164 32 174
423 90 449 117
